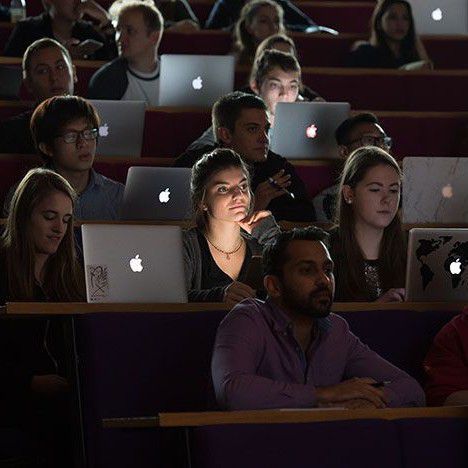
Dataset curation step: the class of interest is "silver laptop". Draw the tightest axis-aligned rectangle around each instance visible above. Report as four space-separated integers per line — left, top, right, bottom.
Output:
409 0 468 35
158 54 235 107
405 228 468 301
89 100 145 157
82 224 187 303
0 66 23 100
402 157 468 224
121 167 192 221
270 102 350 159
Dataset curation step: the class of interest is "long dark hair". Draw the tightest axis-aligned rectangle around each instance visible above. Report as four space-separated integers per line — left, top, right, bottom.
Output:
332 147 406 301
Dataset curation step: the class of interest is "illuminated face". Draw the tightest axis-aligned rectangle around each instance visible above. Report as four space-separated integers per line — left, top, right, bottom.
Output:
202 167 251 223
381 3 411 43
30 190 73 256
247 5 282 44
343 122 391 157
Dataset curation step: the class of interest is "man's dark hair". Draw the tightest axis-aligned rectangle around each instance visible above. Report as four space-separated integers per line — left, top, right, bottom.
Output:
335 113 380 146
212 91 267 138
251 49 301 88
263 226 329 277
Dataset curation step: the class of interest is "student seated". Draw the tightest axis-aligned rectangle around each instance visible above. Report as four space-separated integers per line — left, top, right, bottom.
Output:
175 92 316 221
4 96 124 220
3 0 117 61
424 308 468 406
347 0 431 70
312 113 393 222
0 168 85 466
88 0 163 105
0 38 77 155
205 0 316 33
184 148 278 304
329 147 406 302
212 226 425 410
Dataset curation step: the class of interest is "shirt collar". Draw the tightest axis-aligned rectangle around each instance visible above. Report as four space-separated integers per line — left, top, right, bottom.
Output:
43 163 103 192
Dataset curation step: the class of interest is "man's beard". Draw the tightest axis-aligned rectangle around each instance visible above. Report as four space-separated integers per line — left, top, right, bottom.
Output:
281 284 333 319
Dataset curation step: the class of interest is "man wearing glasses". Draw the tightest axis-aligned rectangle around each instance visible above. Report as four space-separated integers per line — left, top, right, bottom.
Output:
312 113 393 222
4 96 124 220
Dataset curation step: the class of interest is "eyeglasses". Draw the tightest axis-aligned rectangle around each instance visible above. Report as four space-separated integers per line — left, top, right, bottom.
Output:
349 135 393 150
56 128 98 144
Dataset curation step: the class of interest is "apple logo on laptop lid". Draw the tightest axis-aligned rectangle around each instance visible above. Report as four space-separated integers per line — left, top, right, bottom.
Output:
306 124 318 139
192 76 203 90
129 254 143 273
99 123 109 137
158 188 171 203
431 8 443 21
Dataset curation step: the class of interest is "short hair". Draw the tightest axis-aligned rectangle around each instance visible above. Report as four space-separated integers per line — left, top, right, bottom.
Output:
263 226 330 277
335 113 380 146
251 49 301 88
212 91 267 138
22 38 72 78
110 0 163 32
256 33 297 59
30 96 100 161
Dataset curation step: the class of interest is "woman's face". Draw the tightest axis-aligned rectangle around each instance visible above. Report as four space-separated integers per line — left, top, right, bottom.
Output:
202 167 251 224
380 3 411 42
247 6 282 44
30 190 73 256
346 164 401 231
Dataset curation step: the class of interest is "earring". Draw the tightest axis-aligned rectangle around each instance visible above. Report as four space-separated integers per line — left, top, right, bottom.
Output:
346 199 352 204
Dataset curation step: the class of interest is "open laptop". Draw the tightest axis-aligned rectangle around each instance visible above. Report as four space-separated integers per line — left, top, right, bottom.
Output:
82 224 187 303
402 157 468 224
89 100 145 157
409 0 468 35
405 228 468 301
270 102 350 159
158 54 235 107
120 167 192 221
0 66 23 100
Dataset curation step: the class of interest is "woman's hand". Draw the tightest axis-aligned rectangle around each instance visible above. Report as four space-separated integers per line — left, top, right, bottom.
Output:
238 210 272 234
224 281 255 307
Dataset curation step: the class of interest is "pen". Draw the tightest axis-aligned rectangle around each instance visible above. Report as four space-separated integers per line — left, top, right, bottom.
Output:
268 177 295 199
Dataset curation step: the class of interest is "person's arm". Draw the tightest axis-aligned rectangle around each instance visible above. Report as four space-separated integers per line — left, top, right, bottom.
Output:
3 22 28 57
204 0 242 29
278 0 317 30
341 317 425 407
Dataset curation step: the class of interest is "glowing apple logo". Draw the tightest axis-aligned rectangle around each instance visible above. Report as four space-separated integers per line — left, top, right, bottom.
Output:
159 188 170 203
450 258 462 275
192 76 203 90
129 254 143 273
431 8 443 21
99 123 109 137
306 124 318 139
441 183 453 199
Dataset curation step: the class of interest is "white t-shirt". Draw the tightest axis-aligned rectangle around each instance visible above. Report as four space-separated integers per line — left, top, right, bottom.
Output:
122 62 160 106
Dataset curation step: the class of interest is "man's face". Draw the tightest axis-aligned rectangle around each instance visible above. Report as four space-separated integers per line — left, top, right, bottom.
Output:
25 46 75 102
116 10 160 61
272 240 335 318
220 108 270 164
46 0 81 21
255 67 300 118
342 122 391 158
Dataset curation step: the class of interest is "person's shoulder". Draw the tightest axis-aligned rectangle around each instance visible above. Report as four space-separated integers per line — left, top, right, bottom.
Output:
174 144 216 168
13 13 46 30
92 57 127 78
0 109 33 127
350 41 375 53
224 298 268 325
94 171 124 191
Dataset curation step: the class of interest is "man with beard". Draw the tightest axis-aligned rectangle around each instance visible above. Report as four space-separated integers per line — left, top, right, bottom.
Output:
211 226 425 410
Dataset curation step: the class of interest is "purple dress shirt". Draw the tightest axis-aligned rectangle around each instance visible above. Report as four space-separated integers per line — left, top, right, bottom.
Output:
212 298 425 410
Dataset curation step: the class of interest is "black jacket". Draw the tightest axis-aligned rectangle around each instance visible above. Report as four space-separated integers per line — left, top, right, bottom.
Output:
0 109 35 154
175 144 315 221
88 57 129 100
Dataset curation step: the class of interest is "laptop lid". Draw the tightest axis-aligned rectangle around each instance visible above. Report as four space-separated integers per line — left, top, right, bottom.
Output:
409 0 468 35
405 228 468 301
121 167 192 221
89 100 145 157
0 66 23 100
270 102 350 159
402 157 468 224
82 224 187 303
158 54 235 107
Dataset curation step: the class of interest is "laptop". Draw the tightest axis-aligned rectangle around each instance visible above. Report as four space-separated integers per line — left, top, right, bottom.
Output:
409 0 468 35
121 167 192 221
82 224 187 303
158 54 235 107
0 66 23 100
402 157 468 224
89 100 145 157
270 102 350 159
405 228 468 301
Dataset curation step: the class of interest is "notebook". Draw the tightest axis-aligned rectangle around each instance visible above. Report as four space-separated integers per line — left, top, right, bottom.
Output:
120 167 193 221
402 157 468 224
409 0 468 35
270 102 350 159
89 100 145 157
158 54 235 107
0 66 23 100
405 228 468 301
82 224 187 303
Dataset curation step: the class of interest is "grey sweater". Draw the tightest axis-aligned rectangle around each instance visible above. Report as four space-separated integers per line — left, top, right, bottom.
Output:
183 216 280 301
